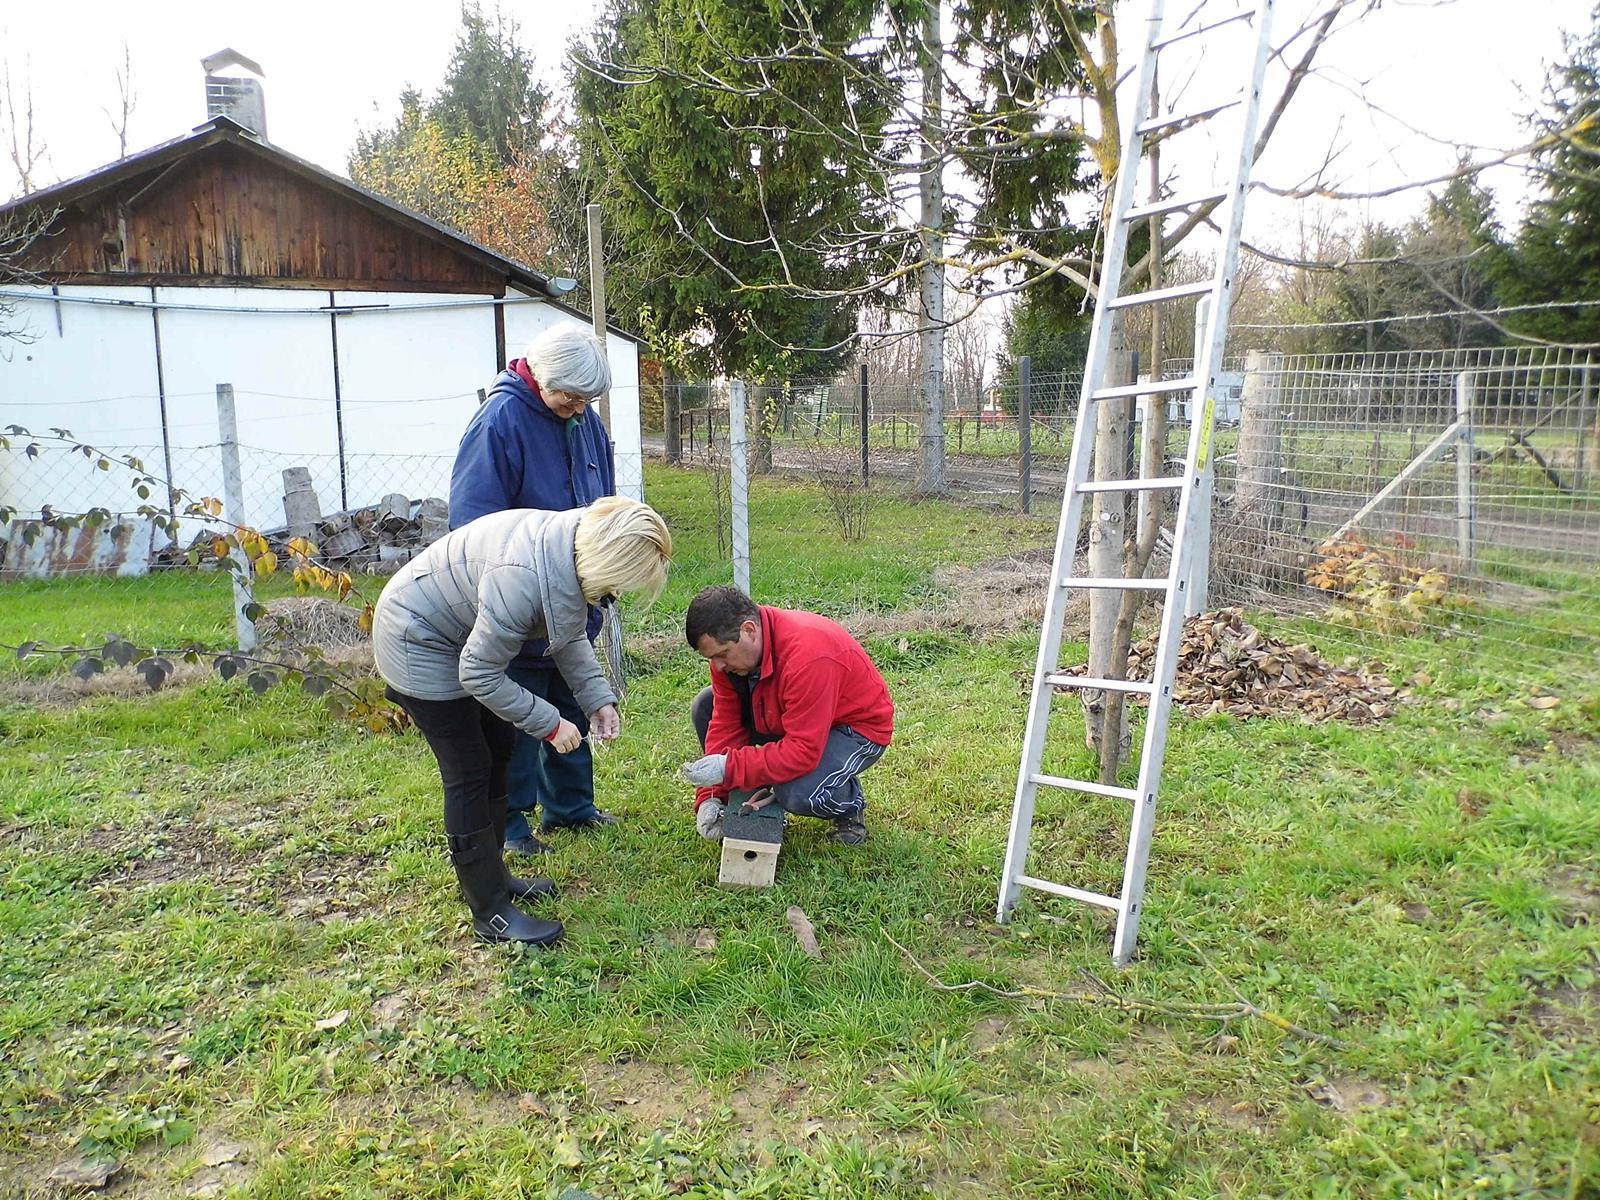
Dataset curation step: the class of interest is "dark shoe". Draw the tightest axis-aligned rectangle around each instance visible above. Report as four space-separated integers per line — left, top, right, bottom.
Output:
505 834 554 856
448 827 564 947
542 810 621 833
830 816 868 845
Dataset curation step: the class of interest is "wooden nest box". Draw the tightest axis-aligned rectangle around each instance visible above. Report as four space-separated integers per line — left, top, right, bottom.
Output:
718 790 785 889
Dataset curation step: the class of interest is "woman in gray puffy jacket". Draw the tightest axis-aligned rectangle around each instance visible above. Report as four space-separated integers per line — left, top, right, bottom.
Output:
373 496 671 946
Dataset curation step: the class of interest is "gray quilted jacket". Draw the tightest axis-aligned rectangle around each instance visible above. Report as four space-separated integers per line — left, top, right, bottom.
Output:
371 507 614 737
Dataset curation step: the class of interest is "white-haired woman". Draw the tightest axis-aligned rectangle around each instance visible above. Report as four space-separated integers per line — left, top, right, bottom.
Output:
373 497 671 946
449 324 620 855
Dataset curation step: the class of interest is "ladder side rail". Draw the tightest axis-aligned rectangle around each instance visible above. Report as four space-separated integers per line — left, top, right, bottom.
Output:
1111 0 1278 966
997 0 1171 922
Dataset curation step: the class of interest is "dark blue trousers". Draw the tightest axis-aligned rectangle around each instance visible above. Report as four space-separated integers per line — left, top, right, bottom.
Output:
505 662 599 836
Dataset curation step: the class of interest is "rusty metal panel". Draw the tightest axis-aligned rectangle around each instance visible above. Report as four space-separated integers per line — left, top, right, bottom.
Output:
0 517 157 580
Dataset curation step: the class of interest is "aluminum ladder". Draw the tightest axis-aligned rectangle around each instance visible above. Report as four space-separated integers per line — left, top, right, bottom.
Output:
997 0 1275 966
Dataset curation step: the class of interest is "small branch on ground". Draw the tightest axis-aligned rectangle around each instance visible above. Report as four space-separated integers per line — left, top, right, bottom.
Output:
885 932 1350 1049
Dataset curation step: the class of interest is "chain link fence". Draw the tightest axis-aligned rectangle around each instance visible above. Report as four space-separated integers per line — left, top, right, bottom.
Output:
5 345 1597 681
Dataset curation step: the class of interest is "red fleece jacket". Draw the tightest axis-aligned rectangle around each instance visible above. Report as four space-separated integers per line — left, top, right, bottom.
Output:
696 606 894 808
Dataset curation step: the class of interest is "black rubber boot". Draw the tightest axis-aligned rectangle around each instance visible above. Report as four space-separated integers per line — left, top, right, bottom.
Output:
492 799 556 902
448 827 564 946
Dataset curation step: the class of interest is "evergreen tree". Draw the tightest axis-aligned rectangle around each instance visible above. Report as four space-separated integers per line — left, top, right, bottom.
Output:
1498 6 1600 345
572 0 891 379
349 4 565 271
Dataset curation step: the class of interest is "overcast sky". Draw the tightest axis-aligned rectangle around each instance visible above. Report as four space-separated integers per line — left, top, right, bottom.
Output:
0 0 1584 247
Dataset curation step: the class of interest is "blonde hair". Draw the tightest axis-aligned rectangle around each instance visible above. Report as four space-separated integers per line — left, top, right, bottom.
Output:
574 496 672 604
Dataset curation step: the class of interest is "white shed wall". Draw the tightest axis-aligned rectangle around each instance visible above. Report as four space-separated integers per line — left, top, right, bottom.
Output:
0 286 164 516
0 284 645 537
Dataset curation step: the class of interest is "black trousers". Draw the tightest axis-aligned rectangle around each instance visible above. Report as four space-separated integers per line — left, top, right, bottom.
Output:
385 687 517 835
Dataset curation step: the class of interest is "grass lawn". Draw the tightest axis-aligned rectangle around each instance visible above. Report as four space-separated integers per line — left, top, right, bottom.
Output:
1 464 1597 1199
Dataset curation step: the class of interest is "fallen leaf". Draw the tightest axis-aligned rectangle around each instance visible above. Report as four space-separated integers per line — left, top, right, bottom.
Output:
1526 695 1560 710
314 1010 350 1031
517 1094 549 1117
786 906 822 959
692 927 718 951
168 1053 193 1072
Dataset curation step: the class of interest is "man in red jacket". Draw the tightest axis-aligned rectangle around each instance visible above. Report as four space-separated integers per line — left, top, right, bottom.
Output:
681 585 894 845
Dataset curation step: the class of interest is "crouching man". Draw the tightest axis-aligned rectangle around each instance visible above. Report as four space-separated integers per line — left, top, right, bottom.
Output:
680 585 894 844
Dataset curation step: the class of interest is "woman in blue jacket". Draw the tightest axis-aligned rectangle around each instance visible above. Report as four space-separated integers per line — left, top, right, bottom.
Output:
449 325 618 855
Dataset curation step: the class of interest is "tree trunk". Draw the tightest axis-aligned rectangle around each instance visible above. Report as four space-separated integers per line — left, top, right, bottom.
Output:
1083 332 1133 760
754 383 775 475
916 2 947 496
663 362 682 465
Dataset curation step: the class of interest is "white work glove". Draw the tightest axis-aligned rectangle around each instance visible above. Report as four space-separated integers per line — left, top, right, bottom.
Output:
680 753 727 787
695 800 725 841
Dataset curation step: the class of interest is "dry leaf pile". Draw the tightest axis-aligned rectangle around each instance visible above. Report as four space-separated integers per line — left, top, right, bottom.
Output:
1063 608 1405 723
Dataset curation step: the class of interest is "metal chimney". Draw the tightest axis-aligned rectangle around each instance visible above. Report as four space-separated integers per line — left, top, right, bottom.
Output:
202 49 267 137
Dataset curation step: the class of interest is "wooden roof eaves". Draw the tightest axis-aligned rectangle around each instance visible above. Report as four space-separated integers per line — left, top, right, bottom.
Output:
0 117 565 299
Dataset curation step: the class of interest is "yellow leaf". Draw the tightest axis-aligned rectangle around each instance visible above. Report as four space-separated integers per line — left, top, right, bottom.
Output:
211 537 229 559
1526 695 1560 710
357 605 375 634
256 551 278 576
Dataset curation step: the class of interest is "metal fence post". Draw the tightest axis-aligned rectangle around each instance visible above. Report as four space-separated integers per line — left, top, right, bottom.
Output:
1019 355 1032 514
729 379 751 594
860 364 870 486
215 383 257 652
1456 371 1476 567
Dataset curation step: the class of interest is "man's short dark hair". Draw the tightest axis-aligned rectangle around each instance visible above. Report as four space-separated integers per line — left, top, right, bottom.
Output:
685 585 759 649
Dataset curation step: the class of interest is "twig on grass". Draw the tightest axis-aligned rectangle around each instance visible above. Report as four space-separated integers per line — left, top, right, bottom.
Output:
885 932 1351 1049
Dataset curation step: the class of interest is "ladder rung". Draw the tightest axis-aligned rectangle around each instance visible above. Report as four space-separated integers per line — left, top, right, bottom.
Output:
1136 99 1241 136
1015 876 1124 911
1078 476 1185 494
1061 577 1169 591
1152 10 1255 51
1031 772 1140 802
1044 673 1155 696
1107 280 1214 310
1123 189 1230 223
1091 376 1199 401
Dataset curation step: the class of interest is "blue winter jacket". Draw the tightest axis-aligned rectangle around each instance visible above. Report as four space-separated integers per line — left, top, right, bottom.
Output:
449 360 616 668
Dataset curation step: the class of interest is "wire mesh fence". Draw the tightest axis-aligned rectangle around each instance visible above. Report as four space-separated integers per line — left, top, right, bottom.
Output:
4 345 1597 685
654 345 1600 678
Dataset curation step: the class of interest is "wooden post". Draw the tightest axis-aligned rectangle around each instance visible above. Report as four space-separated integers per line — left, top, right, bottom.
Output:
215 383 256 652
729 380 750 594
585 203 611 430
1455 371 1475 567
1018 355 1032 514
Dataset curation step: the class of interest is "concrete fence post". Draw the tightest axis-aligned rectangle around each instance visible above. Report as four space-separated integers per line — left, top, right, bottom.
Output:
215 383 257 652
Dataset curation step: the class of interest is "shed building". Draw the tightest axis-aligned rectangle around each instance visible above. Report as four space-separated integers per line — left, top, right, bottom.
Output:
0 114 642 545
